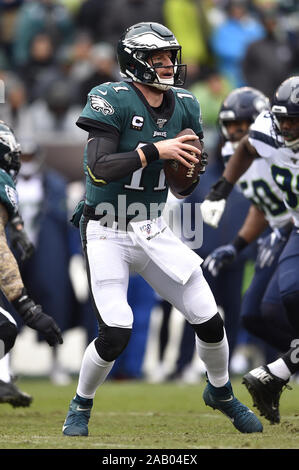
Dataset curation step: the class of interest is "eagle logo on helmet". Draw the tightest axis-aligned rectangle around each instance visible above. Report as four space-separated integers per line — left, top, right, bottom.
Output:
89 94 114 115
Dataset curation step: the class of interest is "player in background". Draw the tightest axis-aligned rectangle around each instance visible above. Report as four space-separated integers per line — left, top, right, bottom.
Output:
62 22 263 437
203 87 295 356
0 121 63 405
201 76 299 424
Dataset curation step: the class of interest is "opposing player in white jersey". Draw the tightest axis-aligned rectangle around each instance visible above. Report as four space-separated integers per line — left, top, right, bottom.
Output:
62 22 263 437
201 76 299 424
203 87 295 361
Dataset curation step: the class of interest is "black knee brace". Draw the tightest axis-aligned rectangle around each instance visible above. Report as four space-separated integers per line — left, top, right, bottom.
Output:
281 291 299 334
0 322 18 356
94 325 132 362
191 312 224 343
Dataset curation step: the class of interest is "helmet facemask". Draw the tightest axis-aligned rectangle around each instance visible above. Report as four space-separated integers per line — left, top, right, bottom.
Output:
272 110 299 152
271 76 299 152
123 47 186 91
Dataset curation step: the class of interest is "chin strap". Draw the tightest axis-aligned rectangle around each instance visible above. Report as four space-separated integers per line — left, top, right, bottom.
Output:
284 137 299 153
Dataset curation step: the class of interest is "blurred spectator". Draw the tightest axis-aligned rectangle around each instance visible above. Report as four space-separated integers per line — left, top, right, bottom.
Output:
77 42 120 106
12 0 75 68
0 0 24 68
190 67 233 150
210 0 265 87
65 31 94 86
242 7 299 98
27 79 85 144
0 72 35 137
75 0 110 42
164 0 213 87
98 0 164 48
18 33 59 103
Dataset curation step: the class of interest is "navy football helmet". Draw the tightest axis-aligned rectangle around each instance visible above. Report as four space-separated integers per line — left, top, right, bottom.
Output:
117 22 186 91
271 76 299 151
0 121 21 178
219 87 270 142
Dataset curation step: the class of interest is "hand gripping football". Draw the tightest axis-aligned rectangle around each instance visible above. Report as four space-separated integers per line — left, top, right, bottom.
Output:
164 128 202 193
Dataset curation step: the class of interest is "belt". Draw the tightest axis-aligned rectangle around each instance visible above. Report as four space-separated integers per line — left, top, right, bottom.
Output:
83 204 133 231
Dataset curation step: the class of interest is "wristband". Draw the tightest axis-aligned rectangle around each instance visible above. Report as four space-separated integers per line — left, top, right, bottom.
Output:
208 176 234 201
141 143 160 164
232 235 248 253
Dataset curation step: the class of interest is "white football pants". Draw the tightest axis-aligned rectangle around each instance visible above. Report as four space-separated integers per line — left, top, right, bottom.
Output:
84 219 218 328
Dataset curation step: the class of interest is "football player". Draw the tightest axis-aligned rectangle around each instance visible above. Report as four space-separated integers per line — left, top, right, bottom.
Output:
203 87 295 354
0 121 63 405
62 22 263 437
201 76 299 424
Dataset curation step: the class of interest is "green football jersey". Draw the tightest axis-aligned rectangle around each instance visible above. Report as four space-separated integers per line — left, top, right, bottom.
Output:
76 81 203 221
0 169 19 220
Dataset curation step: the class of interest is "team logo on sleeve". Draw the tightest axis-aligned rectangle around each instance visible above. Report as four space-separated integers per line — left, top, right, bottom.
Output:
5 185 18 209
89 94 114 115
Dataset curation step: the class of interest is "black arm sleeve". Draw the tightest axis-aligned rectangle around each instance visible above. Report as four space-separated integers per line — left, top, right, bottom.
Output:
87 136 142 185
85 123 159 186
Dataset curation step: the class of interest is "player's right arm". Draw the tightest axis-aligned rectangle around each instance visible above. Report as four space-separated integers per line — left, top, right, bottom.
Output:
201 136 259 228
223 135 259 185
0 202 63 346
237 203 269 244
86 129 201 186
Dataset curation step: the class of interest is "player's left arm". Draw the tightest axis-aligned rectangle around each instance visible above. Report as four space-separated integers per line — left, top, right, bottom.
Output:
223 135 259 185
238 203 269 245
0 203 24 301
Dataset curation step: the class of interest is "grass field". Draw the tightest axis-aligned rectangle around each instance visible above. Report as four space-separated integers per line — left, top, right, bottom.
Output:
0 376 298 452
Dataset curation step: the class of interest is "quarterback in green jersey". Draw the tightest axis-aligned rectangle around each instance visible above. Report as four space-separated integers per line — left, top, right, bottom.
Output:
63 22 263 437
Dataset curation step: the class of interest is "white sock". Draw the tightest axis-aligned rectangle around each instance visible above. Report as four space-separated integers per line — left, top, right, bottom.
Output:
268 358 291 381
76 340 115 399
0 353 11 383
195 331 229 387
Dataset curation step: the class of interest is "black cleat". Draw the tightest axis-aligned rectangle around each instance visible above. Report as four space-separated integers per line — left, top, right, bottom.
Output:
0 378 33 408
242 365 290 424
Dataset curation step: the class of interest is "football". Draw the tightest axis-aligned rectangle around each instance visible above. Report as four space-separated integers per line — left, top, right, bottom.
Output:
164 128 202 194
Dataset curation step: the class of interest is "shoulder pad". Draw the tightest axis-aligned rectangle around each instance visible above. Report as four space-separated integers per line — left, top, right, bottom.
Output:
0 170 18 218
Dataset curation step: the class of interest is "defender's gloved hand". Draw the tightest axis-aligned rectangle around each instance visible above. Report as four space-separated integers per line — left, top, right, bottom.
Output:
12 289 63 347
201 177 233 228
256 227 289 269
203 244 237 276
200 199 226 228
9 215 34 262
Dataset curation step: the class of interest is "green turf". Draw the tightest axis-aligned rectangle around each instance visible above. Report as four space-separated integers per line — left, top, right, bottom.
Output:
0 377 298 450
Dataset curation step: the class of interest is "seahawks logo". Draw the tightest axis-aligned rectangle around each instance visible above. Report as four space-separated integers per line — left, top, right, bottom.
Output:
5 185 18 209
290 85 299 105
89 94 114 115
